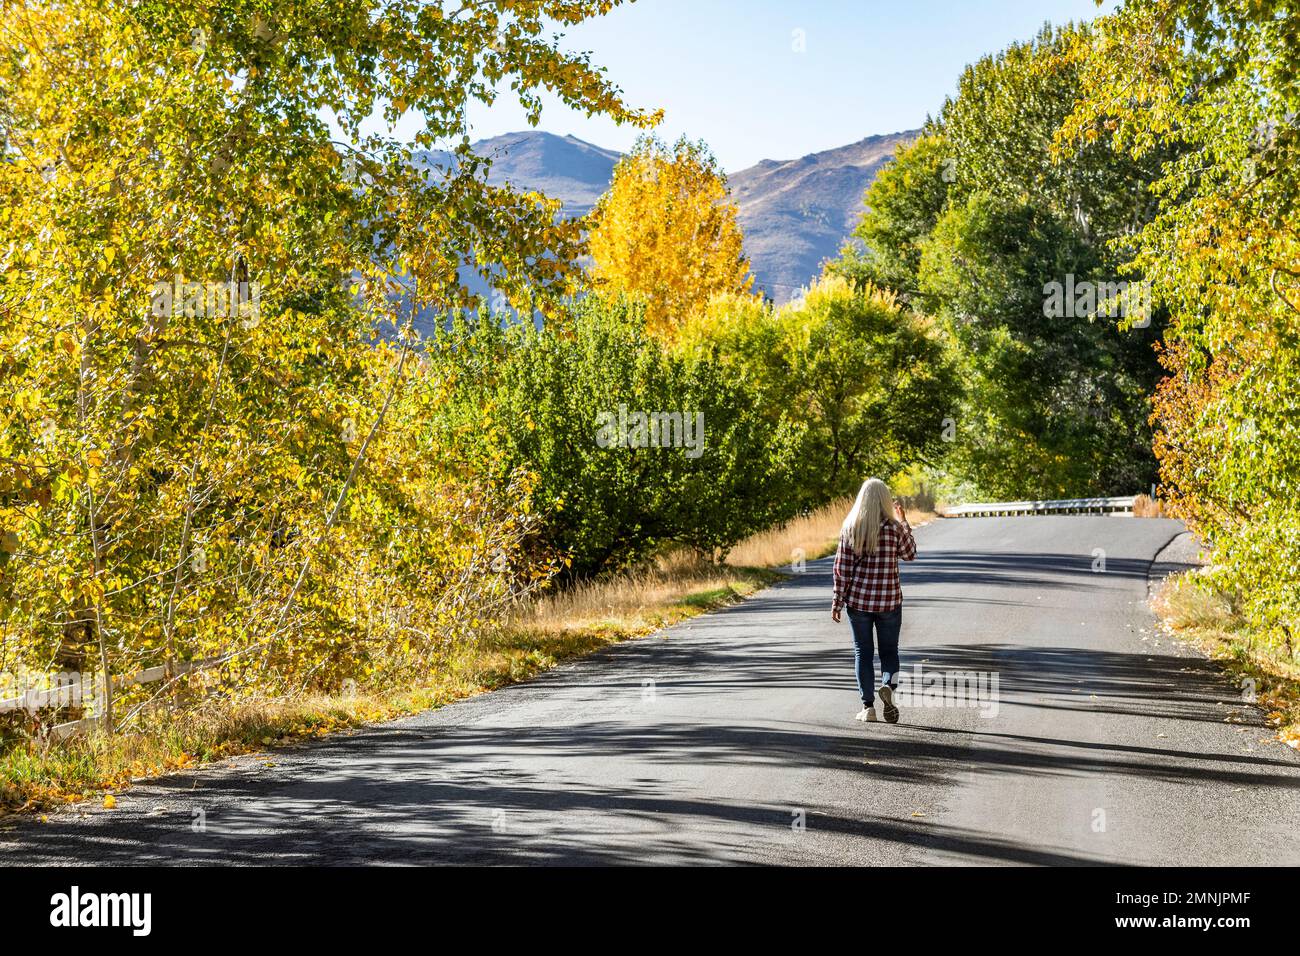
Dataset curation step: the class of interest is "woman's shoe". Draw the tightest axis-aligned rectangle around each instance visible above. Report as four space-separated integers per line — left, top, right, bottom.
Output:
878 685 899 723
855 706 878 722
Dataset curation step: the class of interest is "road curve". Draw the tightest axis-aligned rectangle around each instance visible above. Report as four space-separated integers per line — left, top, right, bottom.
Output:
4 516 1299 866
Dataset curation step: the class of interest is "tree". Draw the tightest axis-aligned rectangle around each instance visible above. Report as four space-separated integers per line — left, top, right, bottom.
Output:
0 0 657 727
832 133 952 302
837 22 1169 499
429 297 802 577
1060 0 1300 649
918 191 1158 498
588 136 755 337
677 278 960 508
777 279 958 502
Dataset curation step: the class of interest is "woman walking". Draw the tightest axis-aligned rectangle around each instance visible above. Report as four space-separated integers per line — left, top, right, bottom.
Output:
831 478 916 724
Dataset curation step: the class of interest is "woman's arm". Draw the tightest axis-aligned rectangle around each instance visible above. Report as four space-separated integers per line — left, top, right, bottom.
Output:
832 536 848 618
893 501 917 561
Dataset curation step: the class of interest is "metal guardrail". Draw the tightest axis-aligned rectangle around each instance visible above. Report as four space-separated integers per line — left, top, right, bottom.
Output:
941 496 1137 518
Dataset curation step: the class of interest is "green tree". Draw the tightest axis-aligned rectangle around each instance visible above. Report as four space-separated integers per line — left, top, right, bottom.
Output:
678 278 959 507
832 133 952 302
431 297 802 577
838 22 1170 499
918 191 1156 497
1060 0 1300 651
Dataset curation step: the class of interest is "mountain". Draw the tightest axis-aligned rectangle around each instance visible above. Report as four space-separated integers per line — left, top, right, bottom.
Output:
416 128 917 307
728 132 915 303
415 131 621 219
470 131 622 218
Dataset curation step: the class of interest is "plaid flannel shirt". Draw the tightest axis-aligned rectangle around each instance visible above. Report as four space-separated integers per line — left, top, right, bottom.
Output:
832 519 916 613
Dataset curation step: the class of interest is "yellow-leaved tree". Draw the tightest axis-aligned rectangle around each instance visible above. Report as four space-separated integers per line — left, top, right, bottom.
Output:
0 0 657 746
587 136 756 336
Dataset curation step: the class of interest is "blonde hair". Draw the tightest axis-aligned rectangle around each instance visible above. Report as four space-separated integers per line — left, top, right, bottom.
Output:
841 478 894 555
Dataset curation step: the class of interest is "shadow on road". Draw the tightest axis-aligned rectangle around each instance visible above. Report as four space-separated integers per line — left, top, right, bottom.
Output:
3 524 1295 867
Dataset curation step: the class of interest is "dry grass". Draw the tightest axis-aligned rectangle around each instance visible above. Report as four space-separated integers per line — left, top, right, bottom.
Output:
2 564 780 815
3 551 784 815
1152 571 1300 749
1132 494 1166 518
1 696 399 813
507 549 773 639
901 506 938 528
725 497 851 567
724 496 937 568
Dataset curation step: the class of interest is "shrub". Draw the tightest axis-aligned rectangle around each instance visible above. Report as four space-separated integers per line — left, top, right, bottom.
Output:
429 296 803 577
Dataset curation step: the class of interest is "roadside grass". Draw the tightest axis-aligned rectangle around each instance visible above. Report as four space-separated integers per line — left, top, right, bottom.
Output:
902 506 938 528
1132 494 1165 517
723 495 937 569
1152 571 1300 749
2 543 789 815
724 497 851 567
507 548 777 640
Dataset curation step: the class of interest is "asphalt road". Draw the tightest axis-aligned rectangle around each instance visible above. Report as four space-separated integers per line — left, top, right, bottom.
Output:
4 516 1299 866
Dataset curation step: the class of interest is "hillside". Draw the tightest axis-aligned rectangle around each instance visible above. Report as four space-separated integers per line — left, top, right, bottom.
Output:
417 128 917 306
728 132 914 303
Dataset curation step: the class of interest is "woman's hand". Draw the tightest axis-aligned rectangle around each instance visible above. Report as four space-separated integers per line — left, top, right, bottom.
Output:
832 606 841 623
893 499 907 523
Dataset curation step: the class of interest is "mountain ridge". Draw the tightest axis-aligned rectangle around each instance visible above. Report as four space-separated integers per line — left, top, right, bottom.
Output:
727 131 913 301
418 127 918 305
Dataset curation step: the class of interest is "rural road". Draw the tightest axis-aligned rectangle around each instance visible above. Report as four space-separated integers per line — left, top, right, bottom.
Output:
4 516 1299 866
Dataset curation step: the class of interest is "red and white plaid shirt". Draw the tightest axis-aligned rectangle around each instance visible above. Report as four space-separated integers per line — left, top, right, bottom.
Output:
832 519 916 613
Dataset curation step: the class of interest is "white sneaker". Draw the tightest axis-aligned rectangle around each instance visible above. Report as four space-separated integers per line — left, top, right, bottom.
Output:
855 706 878 722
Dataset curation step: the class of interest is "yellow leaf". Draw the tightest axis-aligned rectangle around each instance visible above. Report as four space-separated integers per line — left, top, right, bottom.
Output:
103 794 116 809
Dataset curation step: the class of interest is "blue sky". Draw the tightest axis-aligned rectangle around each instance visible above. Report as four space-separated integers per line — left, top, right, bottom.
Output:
451 0 1116 171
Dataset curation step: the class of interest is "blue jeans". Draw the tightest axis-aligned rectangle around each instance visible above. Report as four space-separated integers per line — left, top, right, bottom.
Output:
847 606 902 706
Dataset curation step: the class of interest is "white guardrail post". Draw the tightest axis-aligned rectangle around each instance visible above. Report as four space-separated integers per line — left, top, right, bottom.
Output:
940 496 1137 518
